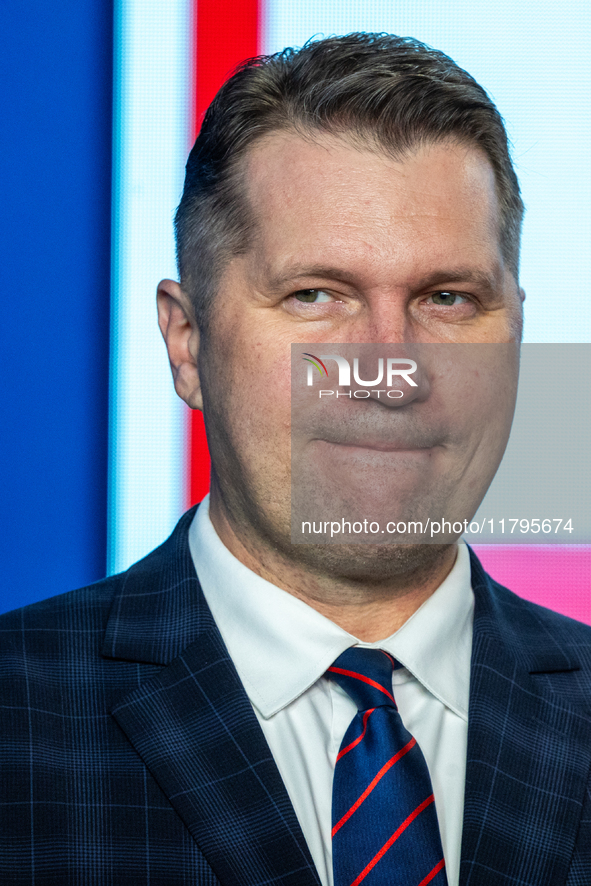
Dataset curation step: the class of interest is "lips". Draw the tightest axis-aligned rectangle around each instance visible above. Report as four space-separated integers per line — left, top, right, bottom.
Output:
307 417 448 450
315 438 436 453
292 383 453 455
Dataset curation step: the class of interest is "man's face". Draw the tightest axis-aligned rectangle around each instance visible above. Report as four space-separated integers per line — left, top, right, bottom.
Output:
194 132 523 576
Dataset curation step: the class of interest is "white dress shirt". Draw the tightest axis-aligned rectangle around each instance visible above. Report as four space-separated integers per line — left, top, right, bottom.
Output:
188 496 474 886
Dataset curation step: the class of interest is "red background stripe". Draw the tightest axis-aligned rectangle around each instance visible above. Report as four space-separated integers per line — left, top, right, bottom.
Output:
187 0 261 507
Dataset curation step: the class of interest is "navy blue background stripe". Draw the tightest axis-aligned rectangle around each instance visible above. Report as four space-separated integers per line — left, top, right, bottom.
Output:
0 0 113 612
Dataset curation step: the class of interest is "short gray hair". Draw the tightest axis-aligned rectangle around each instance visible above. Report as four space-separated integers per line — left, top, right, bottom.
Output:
175 33 524 326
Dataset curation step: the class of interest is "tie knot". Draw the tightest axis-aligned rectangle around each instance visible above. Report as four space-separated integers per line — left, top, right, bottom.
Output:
326 647 397 711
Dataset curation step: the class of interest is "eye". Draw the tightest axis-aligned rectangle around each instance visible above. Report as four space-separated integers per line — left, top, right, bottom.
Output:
427 291 469 306
293 289 334 304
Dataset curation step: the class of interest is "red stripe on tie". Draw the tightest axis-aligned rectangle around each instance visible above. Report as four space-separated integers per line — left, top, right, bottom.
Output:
327 666 396 703
381 650 397 668
336 708 376 762
349 794 436 886
332 737 416 837
417 858 446 886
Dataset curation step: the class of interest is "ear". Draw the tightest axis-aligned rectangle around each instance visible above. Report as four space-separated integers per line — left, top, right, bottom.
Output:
519 286 526 303
157 279 203 411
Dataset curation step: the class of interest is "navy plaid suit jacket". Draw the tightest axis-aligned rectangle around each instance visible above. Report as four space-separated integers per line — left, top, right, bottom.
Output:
2 505 591 885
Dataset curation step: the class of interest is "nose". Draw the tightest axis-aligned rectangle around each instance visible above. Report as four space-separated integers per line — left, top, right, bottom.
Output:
351 348 430 409
344 292 413 345
327 293 430 407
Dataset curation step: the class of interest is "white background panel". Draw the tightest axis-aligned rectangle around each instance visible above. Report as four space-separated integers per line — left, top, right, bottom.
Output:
109 0 191 574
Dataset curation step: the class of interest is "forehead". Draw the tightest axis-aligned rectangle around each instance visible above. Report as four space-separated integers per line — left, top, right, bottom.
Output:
241 131 503 281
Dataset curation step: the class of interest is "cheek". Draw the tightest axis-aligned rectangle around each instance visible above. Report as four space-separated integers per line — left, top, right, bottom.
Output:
240 359 292 443
444 345 519 465
204 331 293 456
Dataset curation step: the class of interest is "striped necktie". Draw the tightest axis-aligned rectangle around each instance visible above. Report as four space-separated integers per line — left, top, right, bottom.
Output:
327 647 447 886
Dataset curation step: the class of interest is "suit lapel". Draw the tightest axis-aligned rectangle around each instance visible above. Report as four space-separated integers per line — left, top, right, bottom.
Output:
104 509 320 886
460 551 591 886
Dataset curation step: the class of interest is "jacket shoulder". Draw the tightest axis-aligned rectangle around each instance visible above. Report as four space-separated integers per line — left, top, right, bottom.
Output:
489 576 591 647
471 547 591 650
0 574 126 690
470 551 591 708
0 505 199 643
0 507 200 681
0 572 121 628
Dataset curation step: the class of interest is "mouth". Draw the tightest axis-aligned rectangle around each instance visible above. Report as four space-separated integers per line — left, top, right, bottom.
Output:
314 438 440 455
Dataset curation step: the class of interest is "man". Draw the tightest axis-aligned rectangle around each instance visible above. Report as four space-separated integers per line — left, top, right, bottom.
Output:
1 33 590 886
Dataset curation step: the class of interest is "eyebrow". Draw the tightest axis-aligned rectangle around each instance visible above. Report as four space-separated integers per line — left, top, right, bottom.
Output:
266 266 360 291
266 264 501 293
413 267 500 292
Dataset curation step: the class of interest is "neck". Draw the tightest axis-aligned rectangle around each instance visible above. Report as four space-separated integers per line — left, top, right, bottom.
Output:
207 491 458 641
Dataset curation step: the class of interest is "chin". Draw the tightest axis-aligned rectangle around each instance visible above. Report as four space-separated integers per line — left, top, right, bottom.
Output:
287 540 454 586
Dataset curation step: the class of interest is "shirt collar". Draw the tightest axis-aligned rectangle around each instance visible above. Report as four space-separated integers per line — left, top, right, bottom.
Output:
378 544 473 720
188 496 473 721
